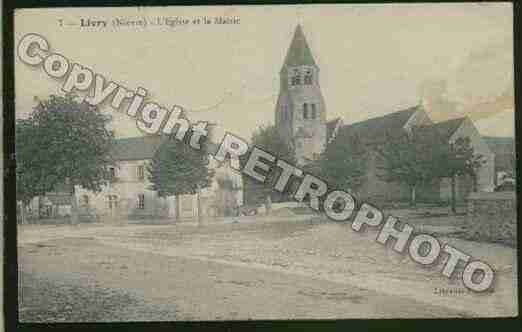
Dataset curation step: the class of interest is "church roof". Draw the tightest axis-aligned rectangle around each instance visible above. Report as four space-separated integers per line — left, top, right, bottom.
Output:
326 118 342 142
337 106 419 144
417 117 466 141
282 25 317 68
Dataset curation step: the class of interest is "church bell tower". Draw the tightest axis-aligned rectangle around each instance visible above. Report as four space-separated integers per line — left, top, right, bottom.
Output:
275 25 327 165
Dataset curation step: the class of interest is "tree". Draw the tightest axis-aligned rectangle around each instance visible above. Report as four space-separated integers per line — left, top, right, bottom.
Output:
147 133 213 223
215 177 240 216
501 151 516 182
242 125 295 211
313 132 368 196
375 128 441 207
16 119 50 223
437 137 485 214
17 94 115 224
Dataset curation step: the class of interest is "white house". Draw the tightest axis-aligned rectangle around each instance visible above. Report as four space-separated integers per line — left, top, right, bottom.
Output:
48 135 244 221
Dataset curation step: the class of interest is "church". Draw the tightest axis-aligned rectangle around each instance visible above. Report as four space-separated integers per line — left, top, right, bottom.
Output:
27 24 497 222
274 25 495 203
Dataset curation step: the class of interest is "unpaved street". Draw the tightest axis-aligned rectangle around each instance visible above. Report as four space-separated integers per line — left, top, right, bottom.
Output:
18 218 518 321
20 238 467 321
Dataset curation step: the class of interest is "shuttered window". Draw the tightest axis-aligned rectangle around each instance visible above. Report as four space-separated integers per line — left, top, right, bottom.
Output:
137 165 145 181
137 194 145 209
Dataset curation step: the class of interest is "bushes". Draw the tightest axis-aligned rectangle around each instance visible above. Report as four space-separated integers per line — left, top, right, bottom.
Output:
464 192 516 247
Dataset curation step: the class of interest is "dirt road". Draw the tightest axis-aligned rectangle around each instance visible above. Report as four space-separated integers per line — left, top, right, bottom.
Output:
19 237 467 322
17 218 517 321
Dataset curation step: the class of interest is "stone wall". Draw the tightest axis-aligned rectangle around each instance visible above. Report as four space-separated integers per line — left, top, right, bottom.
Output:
465 191 517 246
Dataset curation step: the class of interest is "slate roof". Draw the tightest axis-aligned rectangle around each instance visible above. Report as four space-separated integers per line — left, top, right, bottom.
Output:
282 25 317 69
326 118 342 142
417 117 466 141
111 136 165 161
336 106 418 144
111 135 220 161
483 136 515 155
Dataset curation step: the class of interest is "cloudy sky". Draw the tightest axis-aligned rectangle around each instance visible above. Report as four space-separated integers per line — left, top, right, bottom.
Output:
15 3 514 139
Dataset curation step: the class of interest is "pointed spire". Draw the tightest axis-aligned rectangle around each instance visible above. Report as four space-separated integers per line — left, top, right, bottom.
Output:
282 24 317 68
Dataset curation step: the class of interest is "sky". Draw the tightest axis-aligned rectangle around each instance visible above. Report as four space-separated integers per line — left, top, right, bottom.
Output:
14 3 514 139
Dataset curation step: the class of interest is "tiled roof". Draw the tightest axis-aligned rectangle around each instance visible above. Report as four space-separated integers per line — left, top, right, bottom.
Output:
282 25 317 68
337 106 418 143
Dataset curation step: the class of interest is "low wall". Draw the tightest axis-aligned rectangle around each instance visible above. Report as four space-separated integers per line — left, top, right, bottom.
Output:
465 191 517 246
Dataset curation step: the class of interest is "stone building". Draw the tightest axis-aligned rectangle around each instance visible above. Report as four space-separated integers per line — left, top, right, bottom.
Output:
275 25 495 203
325 106 495 203
416 117 496 202
275 24 327 165
31 135 243 221
483 136 515 186
76 135 243 221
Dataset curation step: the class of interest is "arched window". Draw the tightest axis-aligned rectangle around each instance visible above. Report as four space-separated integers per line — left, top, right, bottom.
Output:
303 103 308 119
291 69 300 86
304 70 313 85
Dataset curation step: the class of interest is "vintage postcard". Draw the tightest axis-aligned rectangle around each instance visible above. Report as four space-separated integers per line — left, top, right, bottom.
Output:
13 3 516 322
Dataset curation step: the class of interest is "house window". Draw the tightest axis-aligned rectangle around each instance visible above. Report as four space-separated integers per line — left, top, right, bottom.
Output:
311 104 317 119
81 195 89 207
109 167 116 179
291 69 300 85
137 165 145 181
304 70 313 85
107 195 118 209
137 194 145 210
303 103 308 119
